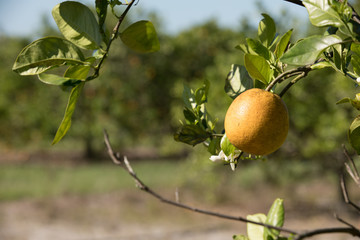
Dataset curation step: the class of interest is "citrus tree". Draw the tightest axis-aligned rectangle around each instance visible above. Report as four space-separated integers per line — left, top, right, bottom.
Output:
12 0 360 239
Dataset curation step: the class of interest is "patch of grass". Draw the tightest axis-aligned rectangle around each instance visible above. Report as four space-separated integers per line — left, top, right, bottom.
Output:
0 160 183 201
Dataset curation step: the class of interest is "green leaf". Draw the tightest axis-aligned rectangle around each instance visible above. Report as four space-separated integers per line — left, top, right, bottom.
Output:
120 20 160 53
235 43 249 54
247 214 266 240
183 108 197 123
244 54 273 84
348 116 360 155
351 56 360 76
233 235 249 240
311 61 333 69
194 79 210 105
52 1 102 50
303 0 345 27
64 65 91 80
275 29 293 59
12 37 86 76
280 35 343 65
264 198 285 239
351 43 360 56
225 64 253 99
258 13 276 48
38 73 81 86
174 124 210 146
96 0 108 40
221 134 236 156
52 82 85 145
182 85 196 110
336 93 360 110
208 137 221 155
246 38 272 61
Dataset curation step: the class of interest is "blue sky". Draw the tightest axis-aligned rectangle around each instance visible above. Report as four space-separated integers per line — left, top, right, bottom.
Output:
0 0 308 37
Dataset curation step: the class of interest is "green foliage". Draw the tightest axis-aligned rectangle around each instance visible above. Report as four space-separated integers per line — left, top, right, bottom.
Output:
244 54 273 84
12 37 86 76
12 0 160 144
174 80 216 147
52 82 85 145
280 35 343 65
224 64 253 99
52 1 103 50
120 20 160 53
234 198 285 240
176 0 360 157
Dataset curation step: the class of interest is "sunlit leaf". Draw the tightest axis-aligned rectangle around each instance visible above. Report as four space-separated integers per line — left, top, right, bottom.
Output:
311 61 333 69
194 79 209 105
244 54 273 84
38 73 81 86
221 134 236 156
225 64 253 99
52 82 85 145
336 93 360 110
258 13 276 48
120 20 160 53
233 235 249 240
348 116 360 155
303 0 345 27
280 35 343 65
235 43 249 54
247 214 266 240
246 38 272 60
64 65 91 79
52 1 102 49
275 29 293 59
264 198 284 239
12 37 86 76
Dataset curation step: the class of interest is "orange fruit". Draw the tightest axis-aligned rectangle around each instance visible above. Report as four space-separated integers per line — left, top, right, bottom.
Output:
224 88 289 155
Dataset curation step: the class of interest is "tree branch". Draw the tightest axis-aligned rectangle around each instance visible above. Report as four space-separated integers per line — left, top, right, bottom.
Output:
340 174 360 212
265 65 312 94
103 130 360 240
103 130 298 236
294 227 360 240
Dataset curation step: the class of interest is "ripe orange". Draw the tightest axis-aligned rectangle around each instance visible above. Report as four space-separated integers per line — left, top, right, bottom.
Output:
224 88 289 155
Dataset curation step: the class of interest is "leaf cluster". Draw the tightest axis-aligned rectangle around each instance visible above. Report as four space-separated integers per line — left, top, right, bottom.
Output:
12 0 160 144
176 0 360 158
233 198 288 240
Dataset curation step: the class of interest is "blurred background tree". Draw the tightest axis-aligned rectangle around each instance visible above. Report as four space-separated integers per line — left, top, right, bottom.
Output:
0 4 358 168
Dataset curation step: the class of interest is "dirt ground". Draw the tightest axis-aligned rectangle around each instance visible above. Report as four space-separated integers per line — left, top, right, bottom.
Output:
1 183 359 240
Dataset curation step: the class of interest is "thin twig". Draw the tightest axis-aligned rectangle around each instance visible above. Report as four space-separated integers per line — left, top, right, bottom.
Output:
88 0 136 81
103 130 298 235
340 174 360 213
279 71 307 97
104 130 360 239
265 65 311 93
294 227 360 240
335 214 359 229
342 145 360 186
